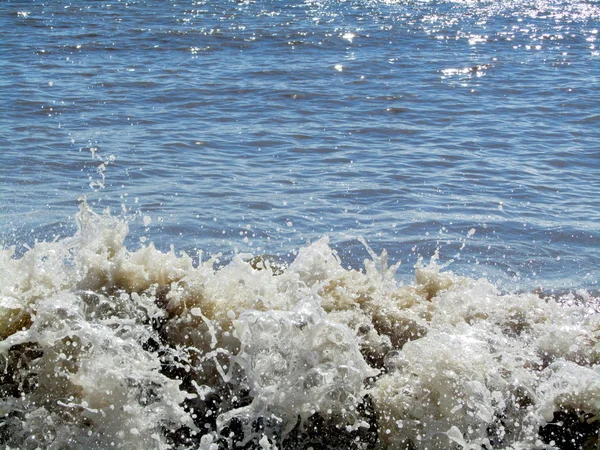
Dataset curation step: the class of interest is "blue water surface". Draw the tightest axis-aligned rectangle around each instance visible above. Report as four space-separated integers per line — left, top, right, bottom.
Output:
1 0 599 290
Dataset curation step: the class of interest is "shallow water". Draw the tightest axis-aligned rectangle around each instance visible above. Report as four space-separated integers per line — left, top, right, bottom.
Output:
1 0 599 448
1 0 599 290
0 204 599 449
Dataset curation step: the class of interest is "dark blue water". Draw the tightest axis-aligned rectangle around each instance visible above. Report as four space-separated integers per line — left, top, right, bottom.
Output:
1 0 599 289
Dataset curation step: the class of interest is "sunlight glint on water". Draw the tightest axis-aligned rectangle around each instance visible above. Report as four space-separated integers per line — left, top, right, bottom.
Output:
0 0 599 448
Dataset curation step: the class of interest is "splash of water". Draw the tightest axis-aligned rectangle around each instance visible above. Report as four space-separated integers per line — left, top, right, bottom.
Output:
0 201 598 449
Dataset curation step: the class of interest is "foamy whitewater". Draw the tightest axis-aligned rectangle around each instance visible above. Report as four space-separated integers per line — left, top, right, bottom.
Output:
2 0 600 448
0 202 598 449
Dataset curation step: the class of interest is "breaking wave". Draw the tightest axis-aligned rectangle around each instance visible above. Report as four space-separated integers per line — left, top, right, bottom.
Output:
1 202 598 449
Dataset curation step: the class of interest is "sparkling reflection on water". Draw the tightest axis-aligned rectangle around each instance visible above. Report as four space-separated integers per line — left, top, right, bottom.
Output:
0 0 599 290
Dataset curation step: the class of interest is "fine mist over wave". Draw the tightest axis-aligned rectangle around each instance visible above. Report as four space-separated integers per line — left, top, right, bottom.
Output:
0 201 598 449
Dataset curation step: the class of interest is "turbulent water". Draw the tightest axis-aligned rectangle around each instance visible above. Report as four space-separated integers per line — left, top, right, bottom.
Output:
0 203 598 449
1 0 599 448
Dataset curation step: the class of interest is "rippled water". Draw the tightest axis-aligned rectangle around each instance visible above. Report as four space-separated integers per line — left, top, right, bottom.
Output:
1 0 599 290
1 1 599 449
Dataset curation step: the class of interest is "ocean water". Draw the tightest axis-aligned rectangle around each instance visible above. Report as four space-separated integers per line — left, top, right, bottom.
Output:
1 0 599 449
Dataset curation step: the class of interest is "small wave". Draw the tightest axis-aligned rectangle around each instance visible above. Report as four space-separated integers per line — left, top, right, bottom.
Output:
0 201 598 449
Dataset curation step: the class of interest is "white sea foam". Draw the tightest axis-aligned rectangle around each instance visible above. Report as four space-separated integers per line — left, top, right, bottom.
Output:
0 202 598 449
